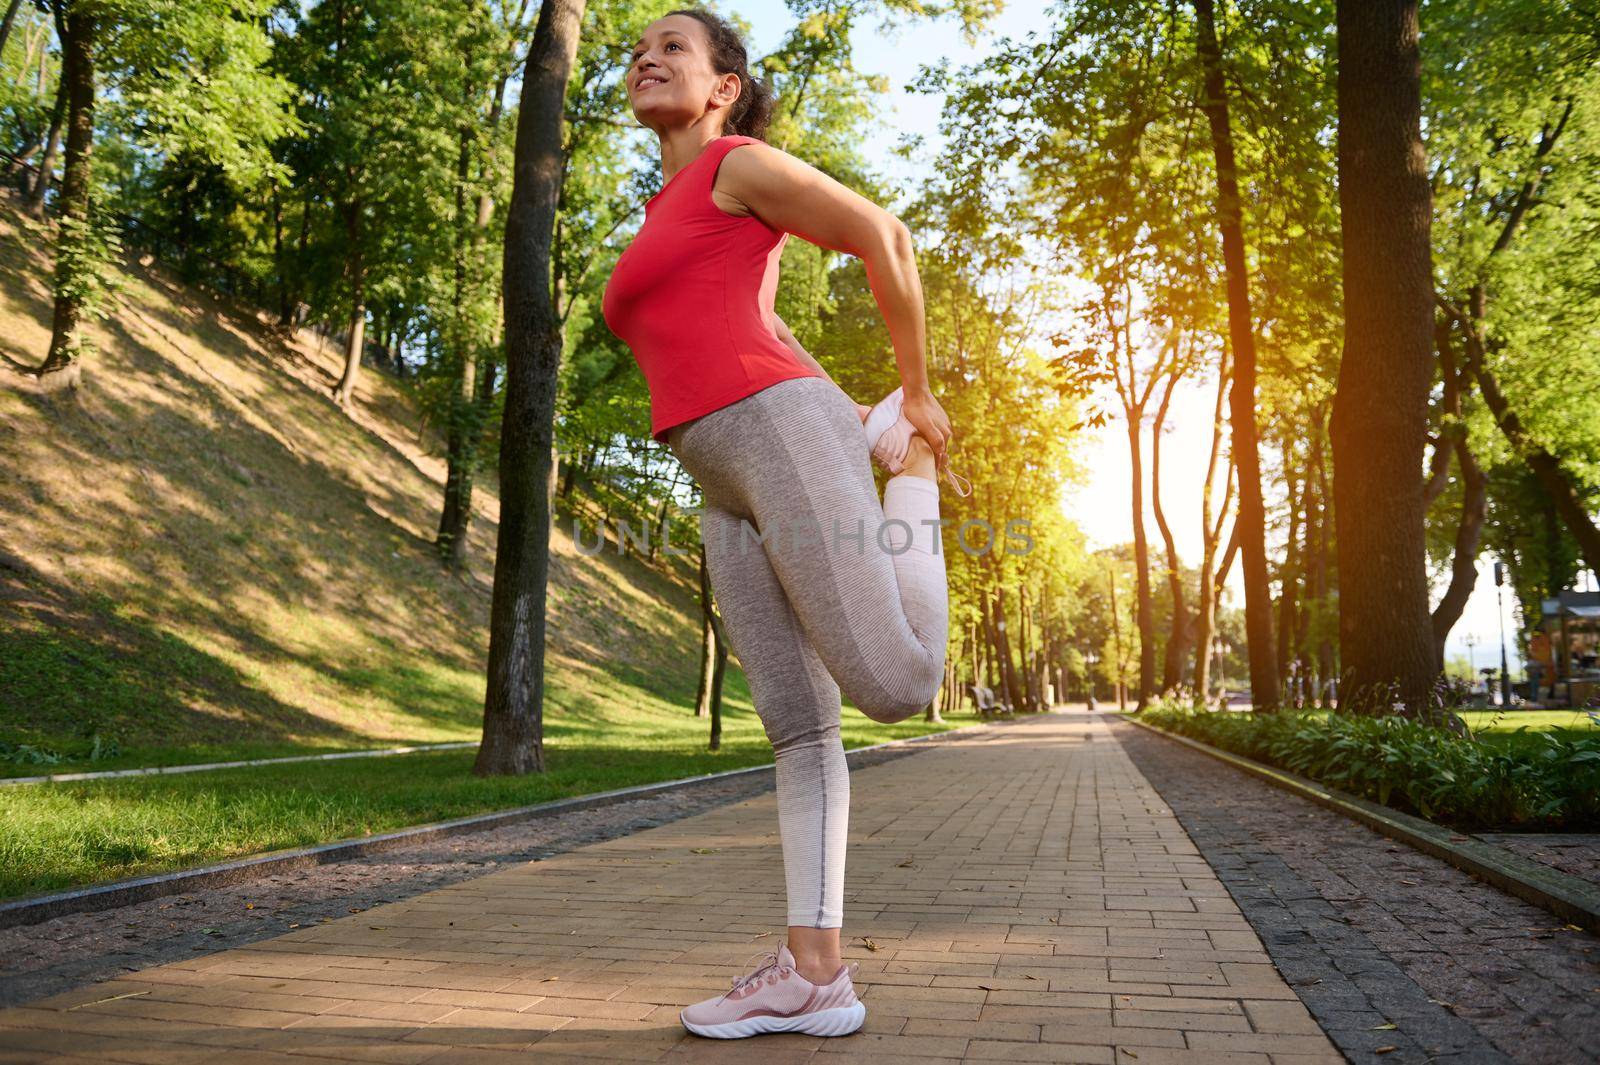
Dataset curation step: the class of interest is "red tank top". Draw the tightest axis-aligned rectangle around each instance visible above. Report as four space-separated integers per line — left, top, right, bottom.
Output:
601 135 826 443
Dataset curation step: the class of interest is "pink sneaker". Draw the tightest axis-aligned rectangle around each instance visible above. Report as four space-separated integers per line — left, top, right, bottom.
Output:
862 386 974 497
679 943 866 1039
862 386 916 474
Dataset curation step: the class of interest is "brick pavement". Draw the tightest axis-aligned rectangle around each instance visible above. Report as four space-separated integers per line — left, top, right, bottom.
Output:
0 713 1342 1063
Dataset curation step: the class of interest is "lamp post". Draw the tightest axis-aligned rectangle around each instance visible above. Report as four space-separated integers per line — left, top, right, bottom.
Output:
1463 632 1479 694
1494 561 1512 707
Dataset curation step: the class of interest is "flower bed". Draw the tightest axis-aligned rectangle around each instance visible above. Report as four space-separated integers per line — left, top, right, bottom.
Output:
1140 703 1600 831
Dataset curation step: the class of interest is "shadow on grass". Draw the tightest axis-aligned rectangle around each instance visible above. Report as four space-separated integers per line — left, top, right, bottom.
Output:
0 563 375 759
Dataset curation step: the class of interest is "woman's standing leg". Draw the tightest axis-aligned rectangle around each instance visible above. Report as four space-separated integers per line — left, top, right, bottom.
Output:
700 503 850 982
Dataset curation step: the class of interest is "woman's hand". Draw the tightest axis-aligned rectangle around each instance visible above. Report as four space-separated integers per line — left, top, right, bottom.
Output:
901 387 953 466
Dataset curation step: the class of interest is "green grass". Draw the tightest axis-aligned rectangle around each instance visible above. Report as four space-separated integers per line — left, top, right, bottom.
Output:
1458 708 1599 748
0 690 963 900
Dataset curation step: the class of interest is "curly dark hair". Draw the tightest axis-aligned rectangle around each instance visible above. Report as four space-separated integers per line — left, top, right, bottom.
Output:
664 8 775 140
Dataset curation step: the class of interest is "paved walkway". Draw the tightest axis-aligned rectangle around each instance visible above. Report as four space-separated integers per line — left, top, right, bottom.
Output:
0 714 1341 1063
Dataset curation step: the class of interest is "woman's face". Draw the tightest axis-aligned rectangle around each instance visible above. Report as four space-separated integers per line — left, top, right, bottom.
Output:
626 15 739 134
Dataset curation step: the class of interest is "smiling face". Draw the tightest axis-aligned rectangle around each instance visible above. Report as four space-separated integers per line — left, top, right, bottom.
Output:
626 14 742 135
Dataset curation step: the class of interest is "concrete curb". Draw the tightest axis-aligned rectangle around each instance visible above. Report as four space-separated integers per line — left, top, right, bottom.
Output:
1123 715 1600 935
0 722 987 931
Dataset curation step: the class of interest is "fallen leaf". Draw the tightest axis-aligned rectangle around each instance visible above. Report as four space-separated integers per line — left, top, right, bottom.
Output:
542 976 559 983
691 848 717 855
897 858 916 868
288 923 300 929
369 926 387 931
1371 1022 1397 1030
1400 880 1417 887
1121 1051 1138 1060
1375 1047 1398 1055
859 937 881 952
200 928 222 937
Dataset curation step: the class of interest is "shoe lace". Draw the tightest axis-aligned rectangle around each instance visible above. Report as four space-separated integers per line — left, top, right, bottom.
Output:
938 452 974 498
725 950 784 998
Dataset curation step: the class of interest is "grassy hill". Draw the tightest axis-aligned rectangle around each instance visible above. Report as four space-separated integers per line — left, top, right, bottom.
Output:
0 198 714 770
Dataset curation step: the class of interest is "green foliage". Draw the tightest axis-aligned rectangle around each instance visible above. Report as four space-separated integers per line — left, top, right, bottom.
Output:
1143 701 1600 831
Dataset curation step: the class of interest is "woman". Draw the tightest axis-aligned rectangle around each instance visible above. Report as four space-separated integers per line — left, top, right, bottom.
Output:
601 7 970 1040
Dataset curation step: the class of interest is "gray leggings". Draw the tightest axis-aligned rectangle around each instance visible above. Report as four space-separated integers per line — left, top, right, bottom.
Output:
665 375 949 928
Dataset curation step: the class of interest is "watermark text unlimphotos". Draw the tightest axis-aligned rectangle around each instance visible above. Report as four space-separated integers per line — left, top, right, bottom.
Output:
572 510 1033 558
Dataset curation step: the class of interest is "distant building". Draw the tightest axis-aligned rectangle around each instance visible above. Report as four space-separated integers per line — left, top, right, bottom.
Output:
1528 591 1600 706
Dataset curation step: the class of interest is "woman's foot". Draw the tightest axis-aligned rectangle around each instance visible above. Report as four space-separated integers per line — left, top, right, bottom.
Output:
862 386 915 473
679 944 866 1039
898 431 937 481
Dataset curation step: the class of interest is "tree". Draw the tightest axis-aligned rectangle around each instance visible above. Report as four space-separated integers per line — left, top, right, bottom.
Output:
1192 0 1279 711
1192 351 1234 701
475 0 586 777
27 0 292 388
1328 0 1440 714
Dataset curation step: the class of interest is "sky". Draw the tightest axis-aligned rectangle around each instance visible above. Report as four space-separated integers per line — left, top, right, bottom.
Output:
728 0 1526 677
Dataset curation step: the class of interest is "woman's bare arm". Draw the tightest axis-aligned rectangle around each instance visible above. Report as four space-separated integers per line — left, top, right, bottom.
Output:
714 142 953 456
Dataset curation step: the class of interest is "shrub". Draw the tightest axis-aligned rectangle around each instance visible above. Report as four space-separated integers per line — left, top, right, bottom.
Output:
1141 702 1600 831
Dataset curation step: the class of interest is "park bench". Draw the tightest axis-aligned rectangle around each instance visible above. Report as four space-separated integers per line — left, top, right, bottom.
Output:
967 684 1013 718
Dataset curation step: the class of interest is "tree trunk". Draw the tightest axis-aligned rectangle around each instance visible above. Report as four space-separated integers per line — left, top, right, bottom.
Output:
0 0 25 64
992 586 1024 710
332 197 365 407
1125 413 1156 709
1329 0 1440 715
1108 560 1128 712
1018 581 1036 710
24 64 68 217
1151 369 1188 695
1275 452 1303 700
270 178 291 324
1313 437 1336 704
475 0 586 776
694 548 717 719
1428 325 1487 665
1193 360 1233 704
437 125 478 566
38 1 95 385
1193 0 1279 710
